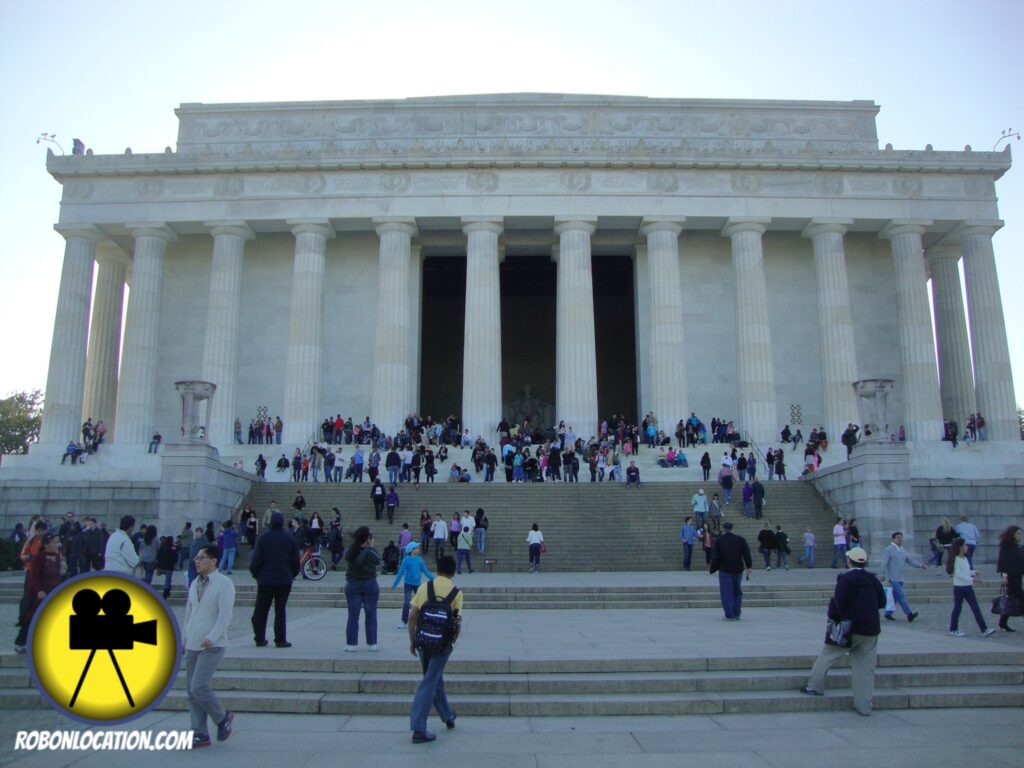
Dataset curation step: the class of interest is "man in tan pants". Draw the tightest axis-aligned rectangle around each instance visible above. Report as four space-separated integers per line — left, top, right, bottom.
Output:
800 547 887 715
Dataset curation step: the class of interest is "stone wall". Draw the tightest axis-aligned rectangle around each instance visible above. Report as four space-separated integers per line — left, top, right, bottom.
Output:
0 480 160 534
912 479 1024 568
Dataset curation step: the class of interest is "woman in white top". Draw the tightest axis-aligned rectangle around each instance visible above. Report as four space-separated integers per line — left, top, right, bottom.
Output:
946 537 996 637
526 523 544 573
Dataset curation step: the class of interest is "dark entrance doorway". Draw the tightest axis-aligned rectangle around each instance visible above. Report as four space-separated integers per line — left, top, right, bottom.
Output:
419 256 465 421
593 256 637 424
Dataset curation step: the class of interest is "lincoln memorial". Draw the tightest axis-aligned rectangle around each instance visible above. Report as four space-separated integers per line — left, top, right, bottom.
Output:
24 94 1020 459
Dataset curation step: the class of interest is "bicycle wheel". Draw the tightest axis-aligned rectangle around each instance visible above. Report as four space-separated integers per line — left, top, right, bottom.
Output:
303 555 327 581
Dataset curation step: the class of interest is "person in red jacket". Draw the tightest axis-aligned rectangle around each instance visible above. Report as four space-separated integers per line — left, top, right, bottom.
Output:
15 533 63 653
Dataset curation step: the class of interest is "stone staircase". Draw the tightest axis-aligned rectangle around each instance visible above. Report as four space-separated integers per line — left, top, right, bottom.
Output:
2 651 1021 716
240 479 836 573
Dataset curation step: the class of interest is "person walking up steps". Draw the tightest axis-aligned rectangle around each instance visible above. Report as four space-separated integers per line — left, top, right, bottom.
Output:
392 542 434 629
527 523 544 573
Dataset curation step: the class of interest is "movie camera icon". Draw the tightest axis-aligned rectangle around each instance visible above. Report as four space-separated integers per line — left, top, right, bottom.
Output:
68 588 157 709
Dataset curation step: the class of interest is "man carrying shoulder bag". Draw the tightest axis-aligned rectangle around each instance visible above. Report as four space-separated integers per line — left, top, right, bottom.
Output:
800 547 886 716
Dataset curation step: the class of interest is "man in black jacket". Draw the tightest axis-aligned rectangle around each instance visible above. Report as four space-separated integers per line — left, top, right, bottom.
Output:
801 546 886 715
709 521 752 620
249 511 301 648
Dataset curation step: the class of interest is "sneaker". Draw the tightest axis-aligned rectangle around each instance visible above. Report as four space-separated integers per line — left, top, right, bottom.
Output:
192 734 212 748
908 612 919 623
981 628 997 637
397 623 408 630
884 614 895 621
344 645 358 652
948 629 966 637
368 645 379 652
216 711 233 742
411 731 436 744
766 566 772 571
445 719 456 730
14 645 25 655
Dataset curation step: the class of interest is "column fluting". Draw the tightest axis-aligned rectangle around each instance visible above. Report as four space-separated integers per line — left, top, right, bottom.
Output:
282 220 333 446
554 219 599 437
39 225 102 445
803 220 860 446
82 242 128 440
641 219 688 430
880 220 944 442
114 224 175 445
722 219 776 444
926 244 975 426
461 219 504 441
960 221 1018 440
201 222 254 446
371 219 417 434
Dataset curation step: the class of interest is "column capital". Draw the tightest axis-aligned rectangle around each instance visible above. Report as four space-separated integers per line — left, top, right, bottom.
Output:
801 218 853 239
125 223 177 241
287 219 335 238
879 219 932 240
461 217 504 236
554 217 597 236
925 244 961 264
640 218 685 236
372 218 418 237
53 223 104 242
953 219 1004 240
722 218 770 238
95 240 131 267
205 221 255 240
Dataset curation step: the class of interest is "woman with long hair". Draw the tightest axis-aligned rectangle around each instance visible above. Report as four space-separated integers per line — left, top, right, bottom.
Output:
344 526 381 651
932 517 956 567
526 523 544 573
996 525 1024 632
138 525 159 584
946 537 996 637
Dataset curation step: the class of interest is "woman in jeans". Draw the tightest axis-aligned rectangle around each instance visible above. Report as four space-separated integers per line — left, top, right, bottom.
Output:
344 526 381 652
996 525 1024 632
946 537 996 637
527 523 544 573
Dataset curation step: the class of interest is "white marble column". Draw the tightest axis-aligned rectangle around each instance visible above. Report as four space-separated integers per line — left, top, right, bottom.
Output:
641 218 688 428
39 225 102 445
554 218 599 436
282 220 333 446
409 244 423 419
201 222 254 447
461 218 504 441
371 219 418 434
959 220 1018 440
82 241 129 439
722 218 776 444
879 220 943 442
926 244 975 425
114 224 175 445
802 219 860 445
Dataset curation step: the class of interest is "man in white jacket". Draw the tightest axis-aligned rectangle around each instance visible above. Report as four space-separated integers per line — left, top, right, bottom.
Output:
103 515 139 575
184 544 235 748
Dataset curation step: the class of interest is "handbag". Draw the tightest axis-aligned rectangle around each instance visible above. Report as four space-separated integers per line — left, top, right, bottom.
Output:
539 542 547 554
990 584 1023 617
825 618 853 648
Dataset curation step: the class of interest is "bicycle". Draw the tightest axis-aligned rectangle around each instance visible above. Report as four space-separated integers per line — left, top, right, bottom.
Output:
300 542 328 581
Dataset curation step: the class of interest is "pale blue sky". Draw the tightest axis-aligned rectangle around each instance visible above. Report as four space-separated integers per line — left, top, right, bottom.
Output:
1 0 1022 407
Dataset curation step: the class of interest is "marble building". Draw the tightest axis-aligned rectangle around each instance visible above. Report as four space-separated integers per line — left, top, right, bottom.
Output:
32 94 1018 454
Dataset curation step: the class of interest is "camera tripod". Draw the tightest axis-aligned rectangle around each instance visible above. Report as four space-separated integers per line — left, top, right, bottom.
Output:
69 647 136 708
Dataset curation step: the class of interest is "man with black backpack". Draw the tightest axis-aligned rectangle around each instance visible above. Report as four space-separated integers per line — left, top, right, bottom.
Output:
408 555 462 744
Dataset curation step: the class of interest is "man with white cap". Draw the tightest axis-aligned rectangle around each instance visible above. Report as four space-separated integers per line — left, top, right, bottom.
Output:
800 546 886 715
392 541 435 629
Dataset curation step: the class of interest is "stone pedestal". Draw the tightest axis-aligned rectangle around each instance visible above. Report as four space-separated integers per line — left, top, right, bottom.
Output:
158 443 251 539
175 380 217 443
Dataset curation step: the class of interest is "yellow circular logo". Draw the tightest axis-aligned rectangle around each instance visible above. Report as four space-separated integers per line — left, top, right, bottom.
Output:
27 572 181 725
